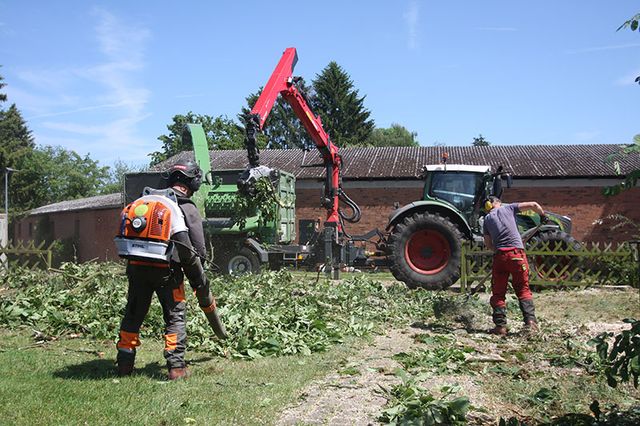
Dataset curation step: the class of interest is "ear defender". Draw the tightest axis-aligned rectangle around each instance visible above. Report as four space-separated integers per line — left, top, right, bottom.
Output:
484 199 493 212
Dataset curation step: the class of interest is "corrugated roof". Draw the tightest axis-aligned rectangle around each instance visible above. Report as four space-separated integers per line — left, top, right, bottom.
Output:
29 193 123 216
29 144 637 215
156 144 640 179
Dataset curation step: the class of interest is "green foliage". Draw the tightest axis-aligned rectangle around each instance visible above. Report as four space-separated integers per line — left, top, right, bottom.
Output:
0 104 36 211
0 264 437 359
393 345 473 375
151 112 246 165
500 400 640 425
241 60 374 148
590 318 640 389
0 75 115 212
545 338 603 373
243 79 313 149
618 13 640 85
472 134 491 146
603 135 640 196
0 67 7 103
366 124 419 147
229 177 280 230
380 372 469 425
0 92 114 212
100 160 147 195
22 146 110 209
312 61 375 147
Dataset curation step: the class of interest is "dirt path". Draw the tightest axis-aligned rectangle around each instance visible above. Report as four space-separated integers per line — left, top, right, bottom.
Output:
278 327 418 425
277 288 640 425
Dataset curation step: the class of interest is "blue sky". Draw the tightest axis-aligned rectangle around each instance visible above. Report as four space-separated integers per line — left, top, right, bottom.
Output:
0 1 638 166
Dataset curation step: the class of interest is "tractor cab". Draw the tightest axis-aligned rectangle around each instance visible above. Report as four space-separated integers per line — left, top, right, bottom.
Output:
422 164 493 230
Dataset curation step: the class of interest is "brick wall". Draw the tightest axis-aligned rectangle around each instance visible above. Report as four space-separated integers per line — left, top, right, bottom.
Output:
295 185 640 243
14 208 122 262
13 182 638 264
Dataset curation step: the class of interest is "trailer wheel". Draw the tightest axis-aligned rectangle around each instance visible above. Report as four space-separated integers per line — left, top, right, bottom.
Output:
388 212 462 290
224 247 261 275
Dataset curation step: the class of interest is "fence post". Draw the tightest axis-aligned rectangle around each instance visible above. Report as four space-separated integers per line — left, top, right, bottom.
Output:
460 241 467 293
629 240 640 289
0 213 7 271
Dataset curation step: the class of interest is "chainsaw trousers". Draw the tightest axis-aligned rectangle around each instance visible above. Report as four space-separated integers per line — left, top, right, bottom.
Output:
116 263 187 370
490 248 534 316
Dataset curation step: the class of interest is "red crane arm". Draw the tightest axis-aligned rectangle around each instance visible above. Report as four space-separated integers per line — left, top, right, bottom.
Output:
249 47 342 226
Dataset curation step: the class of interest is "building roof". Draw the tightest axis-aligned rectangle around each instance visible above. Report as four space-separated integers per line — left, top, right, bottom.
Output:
157 144 639 180
29 193 123 216
29 144 637 215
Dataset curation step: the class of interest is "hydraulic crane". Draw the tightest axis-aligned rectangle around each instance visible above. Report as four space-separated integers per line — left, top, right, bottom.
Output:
239 47 361 276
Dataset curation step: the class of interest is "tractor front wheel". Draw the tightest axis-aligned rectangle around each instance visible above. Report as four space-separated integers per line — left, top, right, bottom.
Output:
388 213 462 290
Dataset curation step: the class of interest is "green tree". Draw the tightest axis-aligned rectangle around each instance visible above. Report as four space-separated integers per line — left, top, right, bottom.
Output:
150 112 246 165
100 160 148 195
472 134 490 146
312 61 374 147
0 68 7 103
0 104 37 212
242 78 313 149
367 124 419 147
604 14 640 195
18 146 110 211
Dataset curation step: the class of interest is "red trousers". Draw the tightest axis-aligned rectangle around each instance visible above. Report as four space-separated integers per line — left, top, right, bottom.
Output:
490 248 533 309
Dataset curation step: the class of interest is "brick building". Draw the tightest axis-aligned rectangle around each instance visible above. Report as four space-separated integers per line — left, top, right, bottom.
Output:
14 144 640 262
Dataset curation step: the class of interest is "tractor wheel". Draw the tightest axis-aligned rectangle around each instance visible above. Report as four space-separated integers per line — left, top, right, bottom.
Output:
222 247 261 275
528 230 582 282
388 213 462 290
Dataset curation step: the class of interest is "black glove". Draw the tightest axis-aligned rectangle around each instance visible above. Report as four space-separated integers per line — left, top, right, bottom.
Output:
540 214 550 224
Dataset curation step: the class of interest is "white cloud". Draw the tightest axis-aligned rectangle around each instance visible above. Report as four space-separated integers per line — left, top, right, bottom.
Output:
404 0 419 50
566 43 640 54
11 8 153 163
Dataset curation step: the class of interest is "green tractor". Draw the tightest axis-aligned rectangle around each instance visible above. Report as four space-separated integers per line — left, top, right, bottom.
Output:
385 161 578 289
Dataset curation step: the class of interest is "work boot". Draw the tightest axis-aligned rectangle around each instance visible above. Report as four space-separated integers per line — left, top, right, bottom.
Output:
488 325 508 336
524 319 539 334
116 348 135 377
168 367 190 381
117 360 134 377
489 306 508 336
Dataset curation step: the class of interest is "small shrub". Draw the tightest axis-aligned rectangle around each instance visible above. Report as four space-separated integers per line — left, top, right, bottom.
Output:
590 318 640 388
379 370 469 425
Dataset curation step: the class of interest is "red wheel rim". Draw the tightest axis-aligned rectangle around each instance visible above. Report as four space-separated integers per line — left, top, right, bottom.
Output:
404 230 450 274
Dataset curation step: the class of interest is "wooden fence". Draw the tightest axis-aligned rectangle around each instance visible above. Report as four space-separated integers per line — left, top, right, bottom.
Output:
0 240 55 270
460 240 639 291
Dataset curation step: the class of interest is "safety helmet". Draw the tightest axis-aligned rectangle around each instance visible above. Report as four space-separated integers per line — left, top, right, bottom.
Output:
167 160 203 193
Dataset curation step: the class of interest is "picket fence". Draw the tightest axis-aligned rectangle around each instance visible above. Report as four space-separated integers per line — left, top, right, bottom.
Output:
460 240 639 291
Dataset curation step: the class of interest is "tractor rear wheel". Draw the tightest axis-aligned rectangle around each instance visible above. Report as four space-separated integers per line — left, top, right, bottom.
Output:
528 230 582 281
388 213 462 290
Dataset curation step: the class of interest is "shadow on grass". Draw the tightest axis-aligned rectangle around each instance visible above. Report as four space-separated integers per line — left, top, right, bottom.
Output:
53 355 216 381
53 359 163 380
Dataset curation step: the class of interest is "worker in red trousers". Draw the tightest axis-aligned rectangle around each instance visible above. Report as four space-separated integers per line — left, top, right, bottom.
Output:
483 196 547 336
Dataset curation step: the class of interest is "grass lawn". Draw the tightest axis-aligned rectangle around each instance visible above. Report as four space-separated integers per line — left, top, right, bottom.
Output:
0 329 356 425
1 262 638 425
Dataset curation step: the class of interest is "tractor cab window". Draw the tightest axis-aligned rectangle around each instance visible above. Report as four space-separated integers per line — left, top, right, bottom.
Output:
429 172 480 213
